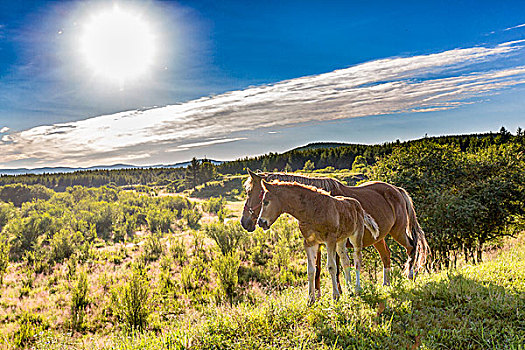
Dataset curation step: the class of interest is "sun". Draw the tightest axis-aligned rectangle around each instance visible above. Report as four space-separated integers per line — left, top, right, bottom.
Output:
80 6 156 83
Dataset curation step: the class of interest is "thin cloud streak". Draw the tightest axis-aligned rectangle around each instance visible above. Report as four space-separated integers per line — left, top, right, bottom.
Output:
1 41 525 167
504 23 525 31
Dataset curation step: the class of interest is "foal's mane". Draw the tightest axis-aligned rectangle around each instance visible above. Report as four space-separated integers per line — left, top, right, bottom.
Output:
266 180 332 197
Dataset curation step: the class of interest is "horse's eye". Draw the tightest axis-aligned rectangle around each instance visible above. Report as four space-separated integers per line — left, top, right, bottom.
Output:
263 200 269 206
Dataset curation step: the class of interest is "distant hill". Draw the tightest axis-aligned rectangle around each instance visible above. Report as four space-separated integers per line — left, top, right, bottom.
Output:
291 142 354 152
0 159 222 176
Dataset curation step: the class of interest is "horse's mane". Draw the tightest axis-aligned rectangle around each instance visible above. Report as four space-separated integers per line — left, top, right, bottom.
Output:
265 172 344 194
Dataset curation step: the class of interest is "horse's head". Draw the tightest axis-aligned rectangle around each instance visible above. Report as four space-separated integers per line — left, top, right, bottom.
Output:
240 169 266 232
257 180 284 230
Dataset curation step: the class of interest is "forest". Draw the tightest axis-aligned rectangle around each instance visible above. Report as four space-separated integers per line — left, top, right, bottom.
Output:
0 127 524 349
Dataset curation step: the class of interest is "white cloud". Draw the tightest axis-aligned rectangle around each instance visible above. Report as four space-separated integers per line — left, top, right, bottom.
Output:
504 23 525 31
0 127 9 133
1 41 525 167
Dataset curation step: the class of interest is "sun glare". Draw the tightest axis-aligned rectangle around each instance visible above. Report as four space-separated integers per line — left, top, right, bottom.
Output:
80 6 156 83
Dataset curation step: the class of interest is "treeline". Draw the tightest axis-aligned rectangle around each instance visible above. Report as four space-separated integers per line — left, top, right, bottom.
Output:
0 167 185 191
217 127 525 174
0 127 523 192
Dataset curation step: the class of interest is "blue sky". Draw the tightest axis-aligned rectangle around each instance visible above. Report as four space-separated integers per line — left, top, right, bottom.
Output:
1 0 525 168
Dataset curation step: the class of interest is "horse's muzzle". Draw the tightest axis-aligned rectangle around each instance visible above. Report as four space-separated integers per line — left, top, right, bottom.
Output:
257 217 270 230
240 216 256 232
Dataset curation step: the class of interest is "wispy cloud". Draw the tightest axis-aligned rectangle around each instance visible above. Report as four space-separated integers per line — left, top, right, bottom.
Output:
1 41 525 168
0 127 9 133
504 23 525 31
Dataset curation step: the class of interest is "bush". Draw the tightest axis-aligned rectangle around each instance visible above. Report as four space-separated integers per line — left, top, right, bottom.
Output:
0 233 9 286
204 221 245 255
143 231 164 262
202 196 226 214
213 253 240 305
111 266 151 332
70 270 89 330
12 312 49 348
182 208 202 230
50 229 84 263
146 208 175 233
169 237 187 266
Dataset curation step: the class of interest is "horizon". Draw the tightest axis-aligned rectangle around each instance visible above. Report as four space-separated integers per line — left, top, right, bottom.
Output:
2 1 525 168
0 128 517 172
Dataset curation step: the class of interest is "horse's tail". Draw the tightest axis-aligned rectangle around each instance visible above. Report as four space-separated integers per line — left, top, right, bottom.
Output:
363 212 380 240
398 187 431 275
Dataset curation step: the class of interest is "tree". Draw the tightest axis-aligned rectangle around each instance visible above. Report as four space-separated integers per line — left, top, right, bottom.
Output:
303 160 315 172
185 157 201 189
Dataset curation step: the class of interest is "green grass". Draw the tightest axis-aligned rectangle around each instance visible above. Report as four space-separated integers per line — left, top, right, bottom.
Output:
14 237 524 350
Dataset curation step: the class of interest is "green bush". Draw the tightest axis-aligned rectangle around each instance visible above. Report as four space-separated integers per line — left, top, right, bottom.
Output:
12 312 49 348
169 237 187 266
182 208 202 230
111 266 151 332
50 229 84 263
0 233 9 286
213 253 240 305
204 221 245 256
146 208 175 233
202 196 226 214
70 270 89 331
142 231 164 262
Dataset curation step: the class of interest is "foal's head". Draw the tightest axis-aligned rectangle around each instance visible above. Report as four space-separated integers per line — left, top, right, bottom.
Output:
240 169 266 232
257 180 285 230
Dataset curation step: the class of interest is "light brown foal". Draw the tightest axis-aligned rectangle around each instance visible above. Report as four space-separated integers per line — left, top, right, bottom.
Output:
257 180 380 302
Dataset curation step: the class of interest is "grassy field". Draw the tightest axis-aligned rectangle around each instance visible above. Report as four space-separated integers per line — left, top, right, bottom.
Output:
1 232 523 349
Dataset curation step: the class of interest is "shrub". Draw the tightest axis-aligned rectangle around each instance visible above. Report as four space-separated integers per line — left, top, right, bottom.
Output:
169 237 187 266
50 229 84 263
70 270 89 330
111 266 151 332
12 312 49 348
143 231 164 262
182 208 202 230
213 253 240 305
202 196 226 214
0 233 9 286
204 221 245 256
146 208 175 233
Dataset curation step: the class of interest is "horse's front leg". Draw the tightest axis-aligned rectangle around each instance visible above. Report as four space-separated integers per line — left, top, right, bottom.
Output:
325 240 340 300
305 243 319 305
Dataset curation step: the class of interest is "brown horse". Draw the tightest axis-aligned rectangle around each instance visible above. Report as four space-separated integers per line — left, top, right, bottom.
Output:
258 180 380 302
241 170 430 295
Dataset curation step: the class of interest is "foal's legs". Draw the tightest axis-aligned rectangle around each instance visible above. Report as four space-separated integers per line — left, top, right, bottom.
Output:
315 246 342 298
373 239 392 286
325 241 340 300
305 244 320 304
345 233 363 292
336 240 355 291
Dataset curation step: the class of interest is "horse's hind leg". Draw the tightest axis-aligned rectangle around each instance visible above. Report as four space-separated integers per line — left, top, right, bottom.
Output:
373 239 392 286
390 228 416 279
315 248 322 298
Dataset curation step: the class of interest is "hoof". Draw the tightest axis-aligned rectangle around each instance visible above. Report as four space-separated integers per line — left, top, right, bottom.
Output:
308 297 316 306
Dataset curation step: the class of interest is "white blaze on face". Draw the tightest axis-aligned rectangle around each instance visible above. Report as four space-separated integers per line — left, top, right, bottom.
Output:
80 6 156 83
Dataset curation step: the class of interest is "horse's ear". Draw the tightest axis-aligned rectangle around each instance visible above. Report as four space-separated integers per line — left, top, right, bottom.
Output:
261 179 273 191
248 168 263 181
